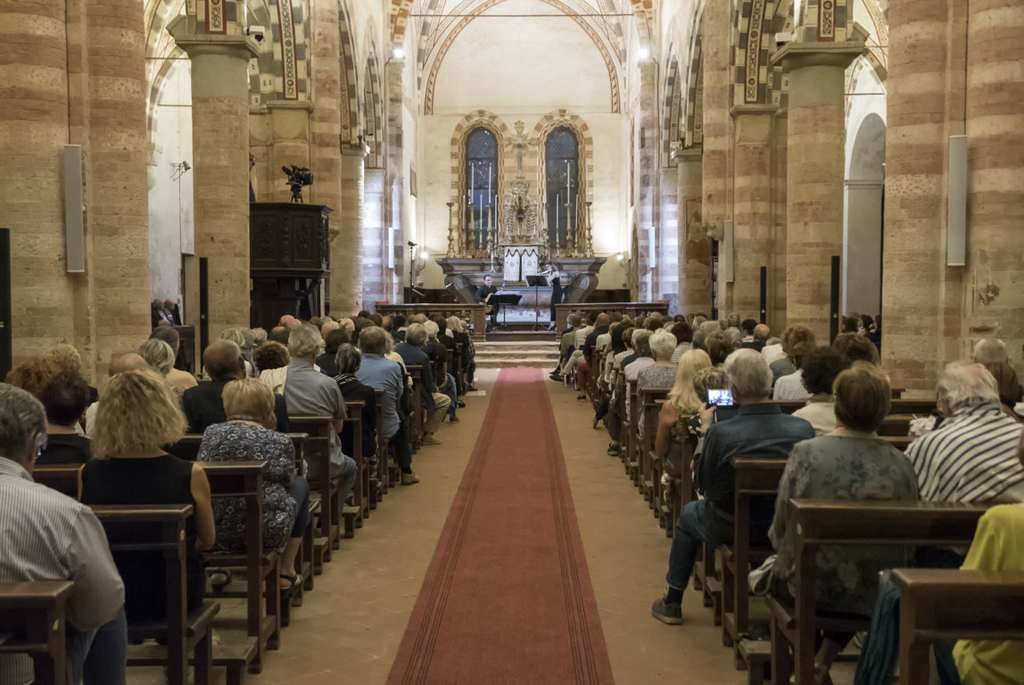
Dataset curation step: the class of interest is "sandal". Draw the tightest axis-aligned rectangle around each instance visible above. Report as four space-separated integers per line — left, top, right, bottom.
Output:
279 573 302 591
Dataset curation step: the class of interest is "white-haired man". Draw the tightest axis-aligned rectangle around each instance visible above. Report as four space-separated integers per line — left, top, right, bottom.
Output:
906 362 1024 503
283 324 358 500
651 349 814 625
395 323 452 445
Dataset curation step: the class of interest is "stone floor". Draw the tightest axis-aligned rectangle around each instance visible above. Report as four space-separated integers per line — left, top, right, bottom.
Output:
130 368 859 684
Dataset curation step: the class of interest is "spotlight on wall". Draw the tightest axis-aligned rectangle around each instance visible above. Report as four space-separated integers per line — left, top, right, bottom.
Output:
391 46 406 62
616 252 625 263
637 44 652 62
420 249 430 261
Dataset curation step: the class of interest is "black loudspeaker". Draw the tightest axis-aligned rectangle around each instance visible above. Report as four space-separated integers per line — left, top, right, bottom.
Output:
759 266 768 324
199 257 209 356
0 229 11 379
829 255 841 342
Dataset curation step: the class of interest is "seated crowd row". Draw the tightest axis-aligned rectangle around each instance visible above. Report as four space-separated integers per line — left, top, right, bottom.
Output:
554 309 1023 685
0 309 477 684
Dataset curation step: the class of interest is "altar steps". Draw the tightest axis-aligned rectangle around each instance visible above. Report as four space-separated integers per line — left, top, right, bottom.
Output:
473 341 561 369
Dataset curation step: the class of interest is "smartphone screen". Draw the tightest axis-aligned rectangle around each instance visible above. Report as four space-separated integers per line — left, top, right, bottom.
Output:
707 389 735 407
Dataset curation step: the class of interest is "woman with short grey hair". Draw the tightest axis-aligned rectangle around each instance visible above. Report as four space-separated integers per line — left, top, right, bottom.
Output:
723 348 774 401
638 329 679 393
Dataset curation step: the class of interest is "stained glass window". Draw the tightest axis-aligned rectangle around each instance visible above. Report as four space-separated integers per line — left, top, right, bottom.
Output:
465 128 498 252
545 127 579 251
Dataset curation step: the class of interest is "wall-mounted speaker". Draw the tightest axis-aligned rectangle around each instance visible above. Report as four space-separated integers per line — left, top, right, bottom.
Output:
947 135 967 267
63 145 85 273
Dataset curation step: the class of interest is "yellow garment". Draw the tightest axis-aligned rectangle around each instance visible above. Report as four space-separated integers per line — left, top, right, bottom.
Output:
954 504 1024 685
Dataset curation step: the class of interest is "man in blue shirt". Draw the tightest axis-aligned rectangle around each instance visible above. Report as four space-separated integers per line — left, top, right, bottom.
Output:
651 349 814 625
356 326 418 485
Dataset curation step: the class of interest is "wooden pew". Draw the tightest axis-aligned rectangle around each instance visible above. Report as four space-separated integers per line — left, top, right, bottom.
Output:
375 303 489 341
372 390 389 504
94 504 218 685
638 389 668 514
405 364 426 454
0 581 75 685
32 465 82 500
893 568 1024 685
341 399 366 536
554 302 671 336
287 416 342 562
201 463 279 678
718 458 788 682
625 379 640 486
657 433 698 536
768 500 989 685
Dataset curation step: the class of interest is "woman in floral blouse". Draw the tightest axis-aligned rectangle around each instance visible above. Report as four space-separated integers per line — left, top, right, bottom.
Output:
198 378 310 590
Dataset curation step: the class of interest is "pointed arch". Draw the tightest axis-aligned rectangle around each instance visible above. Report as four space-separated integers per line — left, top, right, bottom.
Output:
338 0 361 145
663 46 683 164
683 14 704 148
363 41 385 169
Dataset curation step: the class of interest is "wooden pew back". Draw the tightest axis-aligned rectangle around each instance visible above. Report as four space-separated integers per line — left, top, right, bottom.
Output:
32 465 82 500
0 581 75 685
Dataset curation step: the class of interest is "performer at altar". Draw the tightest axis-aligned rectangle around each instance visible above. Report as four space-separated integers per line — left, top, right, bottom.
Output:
541 263 563 330
476 275 500 331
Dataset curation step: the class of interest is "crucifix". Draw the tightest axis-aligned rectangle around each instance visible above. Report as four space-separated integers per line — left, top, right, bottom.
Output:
511 120 528 176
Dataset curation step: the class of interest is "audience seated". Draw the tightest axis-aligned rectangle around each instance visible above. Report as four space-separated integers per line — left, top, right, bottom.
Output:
316 328 350 378
220 327 257 377
395 323 451 446
84 352 149 436
139 338 197 399
198 378 310 590
771 325 816 383
268 325 291 345
357 327 417 484
654 349 713 459
149 325 195 375
82 370 216 622
906 362 1024 503
424 320 459 423
637 329 678 392
704 330 734 367
669 320 694 363
650 349 814 625
45 344 98 405
769 362 918 680
333 344 379 466
184 340 289 433
832 332 881 365
37 370 92 464
791 346 848 436
282 325 358 499
447 316 476 391
256 340 291 394
623 329 655 383
0 384 127 685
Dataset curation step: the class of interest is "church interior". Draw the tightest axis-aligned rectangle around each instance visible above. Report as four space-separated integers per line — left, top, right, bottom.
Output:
1 0 1023 684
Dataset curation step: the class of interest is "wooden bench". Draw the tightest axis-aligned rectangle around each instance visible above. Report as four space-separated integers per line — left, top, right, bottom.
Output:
893 568 1024 685
656 433 698 536
718 458 788 682
405 364 426 455
769 500 989 685
639 390 667 517
0 581 75 685
93 504 218 685
343 399 369 530
201 463 279 679
287 416 342 564
554 302 671 336
625 379 640 486
375 303 489 340
32 465 82 500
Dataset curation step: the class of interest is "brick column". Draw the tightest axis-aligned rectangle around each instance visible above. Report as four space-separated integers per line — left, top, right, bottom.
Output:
730 104 777 322
333 143 366 315
170 17 258 336
677 146 712 315
773 35 864 342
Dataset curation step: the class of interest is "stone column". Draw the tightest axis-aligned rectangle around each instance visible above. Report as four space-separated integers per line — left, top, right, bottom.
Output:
882 2 965 389
965 0 1024 365
773 34 864 342
700 0 733 313
333 143 366 315
770 110 789 329
0 0 77 361
362 168 387 308
169 17 257 337
385 60 405 302
267 100 312 202
730 105 777 322
677 146 712 315
636 61 658 302
80 0 151 376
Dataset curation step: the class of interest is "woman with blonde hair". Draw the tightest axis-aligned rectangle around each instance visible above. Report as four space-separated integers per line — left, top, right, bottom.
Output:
198 378 310 590
139 337 197 398
655 349 713 459
81 370 215 623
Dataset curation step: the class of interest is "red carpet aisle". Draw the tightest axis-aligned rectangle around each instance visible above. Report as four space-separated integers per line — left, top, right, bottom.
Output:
388 368 615 684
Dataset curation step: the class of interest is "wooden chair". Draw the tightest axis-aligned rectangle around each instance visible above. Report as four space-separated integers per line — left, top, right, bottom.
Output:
768 500 989 685
32 465 82 500
201 463 279 679
286 416 339 565
93 504 219 685
893 568 1024 685
718 458 788 682
0 581 75 685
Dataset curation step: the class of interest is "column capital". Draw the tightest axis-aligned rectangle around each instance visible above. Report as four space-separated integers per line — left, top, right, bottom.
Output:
266 99 313 112
674 145 703 163
342 142 370 158
730 103 778 119
168 16 259 59
770 36 865 73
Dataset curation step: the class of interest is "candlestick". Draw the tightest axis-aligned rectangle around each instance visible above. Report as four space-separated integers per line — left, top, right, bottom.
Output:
554 192 560 249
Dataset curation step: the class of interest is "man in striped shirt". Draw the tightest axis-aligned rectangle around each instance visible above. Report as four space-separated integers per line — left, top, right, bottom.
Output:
0 384 126 684
906 362 1024 503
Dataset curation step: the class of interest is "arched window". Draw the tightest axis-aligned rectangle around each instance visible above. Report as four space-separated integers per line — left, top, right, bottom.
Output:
545 127 580 251
464 127 498 253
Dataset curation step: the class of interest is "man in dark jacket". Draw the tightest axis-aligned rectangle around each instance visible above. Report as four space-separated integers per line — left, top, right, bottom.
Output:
395 323 451 446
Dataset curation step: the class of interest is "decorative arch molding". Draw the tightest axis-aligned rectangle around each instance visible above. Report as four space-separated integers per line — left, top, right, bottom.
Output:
449 111 512 252
683 13 704 148
531 110 595 212
663 46 683 164
732 0 787 106
338 0 361 145
629 0 653 41
243 0 310 103
421 0 622 115
363 40 385 169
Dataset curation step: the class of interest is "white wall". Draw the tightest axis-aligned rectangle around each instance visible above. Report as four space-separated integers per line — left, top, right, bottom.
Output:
147 59 195 303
